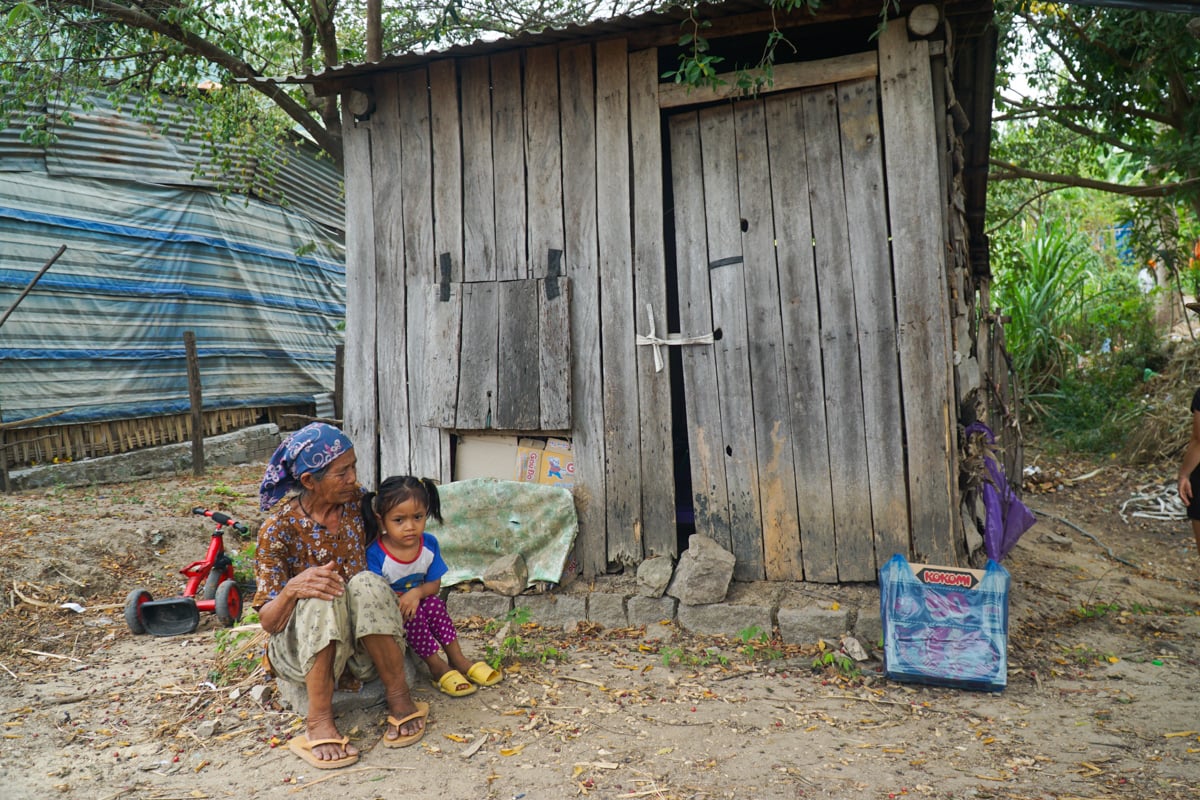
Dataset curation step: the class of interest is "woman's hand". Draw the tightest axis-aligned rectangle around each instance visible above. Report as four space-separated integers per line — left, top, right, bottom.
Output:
286 561 346 601
1180 474 1193 506
258 561 344 634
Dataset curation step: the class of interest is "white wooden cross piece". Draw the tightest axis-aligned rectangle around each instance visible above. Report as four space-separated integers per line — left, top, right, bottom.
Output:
635 303 715 373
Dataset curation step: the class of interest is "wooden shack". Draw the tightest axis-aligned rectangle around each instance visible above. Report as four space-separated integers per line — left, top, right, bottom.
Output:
301 0 1011 582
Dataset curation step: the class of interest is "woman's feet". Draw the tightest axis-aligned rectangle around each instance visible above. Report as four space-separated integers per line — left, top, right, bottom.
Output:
383 701 429 747
302 719 359 764
383 687 427 744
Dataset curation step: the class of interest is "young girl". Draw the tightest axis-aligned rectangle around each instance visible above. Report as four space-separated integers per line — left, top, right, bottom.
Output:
365 476 503 697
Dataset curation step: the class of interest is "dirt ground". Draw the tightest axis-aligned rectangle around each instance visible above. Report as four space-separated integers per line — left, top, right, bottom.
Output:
0 449 1198 800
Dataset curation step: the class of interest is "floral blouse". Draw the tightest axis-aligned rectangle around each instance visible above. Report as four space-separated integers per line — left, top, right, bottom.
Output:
252 488 369 609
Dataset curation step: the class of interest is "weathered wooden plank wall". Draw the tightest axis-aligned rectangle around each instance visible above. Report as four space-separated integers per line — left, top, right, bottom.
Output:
397 69 447 481
668 112 733 556
766 91 833 582
878 23 960 564
629 48 676 559
461 57 495 284
839 77 911 568
698 106 765 581
559 43 608 575
732 100 803 582
371 80 410 480
341 103 379 490
492 51 526 280
340 15 975 580
595 40 642 566
802 85 875 581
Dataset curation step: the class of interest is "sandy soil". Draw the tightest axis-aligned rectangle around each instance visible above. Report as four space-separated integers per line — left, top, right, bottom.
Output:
0 452 1198 800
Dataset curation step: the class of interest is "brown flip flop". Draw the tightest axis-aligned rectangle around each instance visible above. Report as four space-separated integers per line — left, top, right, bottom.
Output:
382 700 429 748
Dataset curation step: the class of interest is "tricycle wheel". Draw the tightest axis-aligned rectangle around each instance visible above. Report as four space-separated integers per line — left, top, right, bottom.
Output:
124 588 153 635
215 580 242 627
201 570 222 600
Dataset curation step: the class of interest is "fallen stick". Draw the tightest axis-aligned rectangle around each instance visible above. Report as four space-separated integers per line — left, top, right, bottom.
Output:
1063 467 1106 484
558 674 606 688
290 764 414 791
1028 507 1142 570
20 649 83 663
11 582 55 608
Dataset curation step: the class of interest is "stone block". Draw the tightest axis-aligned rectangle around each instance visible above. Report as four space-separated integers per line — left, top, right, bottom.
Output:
854 604 884 649
483 553 528 597
447 590 513 623
627 595 677 628
636 556 674 598
777 605 851 646
667 534 735 605
586 592 628 629
519 594 586 630
676 602 772 638
275 648 419 716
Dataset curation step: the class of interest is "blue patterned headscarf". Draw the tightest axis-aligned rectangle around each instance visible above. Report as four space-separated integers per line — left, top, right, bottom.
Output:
259 422 355 511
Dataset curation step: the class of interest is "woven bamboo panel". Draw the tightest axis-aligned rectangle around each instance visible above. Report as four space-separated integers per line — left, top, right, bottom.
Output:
1 405 312 469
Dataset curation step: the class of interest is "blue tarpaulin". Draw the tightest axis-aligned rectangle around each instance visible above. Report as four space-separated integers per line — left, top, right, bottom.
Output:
0 171 345 424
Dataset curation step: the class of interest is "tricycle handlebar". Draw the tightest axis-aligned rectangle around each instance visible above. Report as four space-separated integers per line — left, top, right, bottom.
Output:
192 507 249 534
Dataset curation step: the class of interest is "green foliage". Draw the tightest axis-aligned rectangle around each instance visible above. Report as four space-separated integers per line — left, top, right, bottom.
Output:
482 607 566 669
205 482 243 499
659 644 729 668
1074 601 1120 620
209 609 262 685
663 2 901 96
810 649 860 680
994 2 1200 221
989 178 1166 455
736 625 784 661
232 542 257 585
1059 643 1114 667
0 0 635 175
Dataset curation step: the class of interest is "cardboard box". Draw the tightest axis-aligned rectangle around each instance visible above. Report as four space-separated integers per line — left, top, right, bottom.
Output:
515 438 544 483
537 438 575 489
455 434 522 481
879 554 1009 692
453 434 572 487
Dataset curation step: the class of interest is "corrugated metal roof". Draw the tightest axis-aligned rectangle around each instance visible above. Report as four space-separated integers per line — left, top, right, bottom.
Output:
248 0 796 87
0 93 344 233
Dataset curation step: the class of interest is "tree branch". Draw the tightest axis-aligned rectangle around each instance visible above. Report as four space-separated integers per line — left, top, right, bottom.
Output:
989 159 1200 198
63 0 342 165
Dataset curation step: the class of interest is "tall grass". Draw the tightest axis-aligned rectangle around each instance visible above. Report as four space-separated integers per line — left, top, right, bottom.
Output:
993 221 1163 454
993 222 1093 396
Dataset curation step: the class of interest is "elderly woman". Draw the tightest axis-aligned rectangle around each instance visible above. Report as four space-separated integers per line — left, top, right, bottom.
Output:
254 422 427 770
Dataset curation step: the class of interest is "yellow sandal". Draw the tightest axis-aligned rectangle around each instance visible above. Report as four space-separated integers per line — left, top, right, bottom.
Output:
433 669 477 697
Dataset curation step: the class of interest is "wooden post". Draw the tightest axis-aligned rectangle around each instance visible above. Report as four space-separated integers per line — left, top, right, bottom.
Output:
0 398 9 493
184 331 205 476
334 344 345 423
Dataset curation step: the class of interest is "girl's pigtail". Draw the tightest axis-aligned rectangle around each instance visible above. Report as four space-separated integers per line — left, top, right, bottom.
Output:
362 490 379 546
422 477 443 524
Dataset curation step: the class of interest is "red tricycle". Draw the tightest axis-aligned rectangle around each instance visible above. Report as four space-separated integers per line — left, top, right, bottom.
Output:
124 507 249 636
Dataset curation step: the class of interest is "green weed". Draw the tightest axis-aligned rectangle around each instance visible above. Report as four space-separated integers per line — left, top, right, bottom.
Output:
1075 601 1122 619
736 625 784 661
232 542 257 584
1059 644 1114 666
659 645 729 668
482 607 566 670
209 609 262 685
811 640 861 680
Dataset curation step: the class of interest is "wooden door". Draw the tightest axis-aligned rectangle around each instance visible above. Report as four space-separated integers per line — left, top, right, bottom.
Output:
668 78 910 583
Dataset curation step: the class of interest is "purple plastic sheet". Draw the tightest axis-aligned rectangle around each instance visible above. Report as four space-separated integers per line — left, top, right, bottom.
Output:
965 422 1036 562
